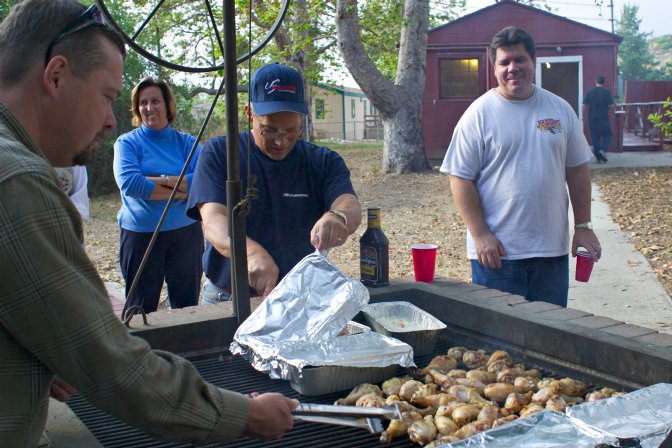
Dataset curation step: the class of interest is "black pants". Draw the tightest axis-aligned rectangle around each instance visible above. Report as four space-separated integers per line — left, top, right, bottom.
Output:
120 222 203 313
589 119 612 154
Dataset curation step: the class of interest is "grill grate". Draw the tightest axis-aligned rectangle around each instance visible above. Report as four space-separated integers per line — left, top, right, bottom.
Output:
66 331 608 448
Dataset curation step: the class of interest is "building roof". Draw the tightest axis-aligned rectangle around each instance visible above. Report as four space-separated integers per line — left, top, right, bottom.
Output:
429 0 623 45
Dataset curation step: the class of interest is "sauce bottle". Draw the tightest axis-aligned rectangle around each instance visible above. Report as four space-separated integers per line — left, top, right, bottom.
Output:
359 207 389 287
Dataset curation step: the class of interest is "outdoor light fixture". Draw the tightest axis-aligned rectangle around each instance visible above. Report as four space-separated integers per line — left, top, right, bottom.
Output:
546 62 551 69
556 46 563 53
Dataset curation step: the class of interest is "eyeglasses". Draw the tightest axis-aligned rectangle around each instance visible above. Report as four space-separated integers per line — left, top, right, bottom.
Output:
45 4 106 64
258 128 302 141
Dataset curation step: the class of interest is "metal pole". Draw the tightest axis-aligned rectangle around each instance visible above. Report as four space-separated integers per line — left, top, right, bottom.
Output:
223 0 251 323
610 0 615 34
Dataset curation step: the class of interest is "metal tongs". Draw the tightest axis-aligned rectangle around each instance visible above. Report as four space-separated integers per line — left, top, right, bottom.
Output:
293 403 402 434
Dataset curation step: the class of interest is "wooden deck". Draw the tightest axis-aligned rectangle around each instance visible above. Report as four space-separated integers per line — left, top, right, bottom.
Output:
622 131 667 151
616 102 670 152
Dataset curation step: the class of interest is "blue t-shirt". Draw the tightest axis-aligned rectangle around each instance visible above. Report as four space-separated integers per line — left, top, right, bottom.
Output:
113 124 201 232
187 132 356 290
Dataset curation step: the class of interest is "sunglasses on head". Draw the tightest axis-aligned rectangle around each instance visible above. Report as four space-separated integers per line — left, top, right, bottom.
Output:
45 4 106 64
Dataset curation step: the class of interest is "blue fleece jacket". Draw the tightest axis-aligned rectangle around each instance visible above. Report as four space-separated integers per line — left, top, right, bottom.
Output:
113 124 201 232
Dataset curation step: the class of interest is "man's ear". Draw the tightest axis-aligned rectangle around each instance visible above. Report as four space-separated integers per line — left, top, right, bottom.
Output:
43 55 69 98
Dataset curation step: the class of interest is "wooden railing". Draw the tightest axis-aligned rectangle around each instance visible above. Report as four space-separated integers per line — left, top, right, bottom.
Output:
617 101 668 144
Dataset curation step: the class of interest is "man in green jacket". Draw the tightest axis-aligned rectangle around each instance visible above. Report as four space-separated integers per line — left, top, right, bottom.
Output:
0 1 297 447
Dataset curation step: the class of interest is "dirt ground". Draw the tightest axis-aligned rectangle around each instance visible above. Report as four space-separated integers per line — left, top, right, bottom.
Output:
84 142 672 302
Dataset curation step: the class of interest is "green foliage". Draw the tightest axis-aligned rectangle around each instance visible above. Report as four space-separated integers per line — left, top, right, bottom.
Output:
89 49 152 197
648 36 672 81
651 36 672 51
617 4 650 80
616 4 666 81
233 0 335 85
350 0 466 81
0 0 18 22
86 2 214 196
648 98 672 138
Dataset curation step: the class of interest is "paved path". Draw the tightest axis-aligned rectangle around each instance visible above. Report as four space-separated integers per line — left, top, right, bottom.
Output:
568 151 672 334
589 151 672 170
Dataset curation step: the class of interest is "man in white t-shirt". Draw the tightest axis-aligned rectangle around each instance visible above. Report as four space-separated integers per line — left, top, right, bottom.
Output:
440 26 602 307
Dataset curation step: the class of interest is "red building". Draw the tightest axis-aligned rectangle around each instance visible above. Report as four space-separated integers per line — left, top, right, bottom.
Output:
423 0 622 159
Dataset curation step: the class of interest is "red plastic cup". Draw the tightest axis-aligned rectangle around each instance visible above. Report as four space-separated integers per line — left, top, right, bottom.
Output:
412 244 438 283
575 250 595 282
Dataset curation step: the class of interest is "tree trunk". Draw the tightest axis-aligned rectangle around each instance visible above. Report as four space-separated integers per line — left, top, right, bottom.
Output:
336 0 430 173
383 104 428 173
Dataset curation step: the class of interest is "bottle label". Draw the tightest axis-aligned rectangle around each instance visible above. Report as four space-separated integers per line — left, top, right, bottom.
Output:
367 209 381 229
360 245 379 280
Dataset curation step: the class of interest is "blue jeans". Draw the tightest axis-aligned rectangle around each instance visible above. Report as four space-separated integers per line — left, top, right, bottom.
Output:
471 256 569 307
200 278 231 304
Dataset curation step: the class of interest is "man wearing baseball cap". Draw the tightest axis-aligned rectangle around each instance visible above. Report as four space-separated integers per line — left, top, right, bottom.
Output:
187 63 362 302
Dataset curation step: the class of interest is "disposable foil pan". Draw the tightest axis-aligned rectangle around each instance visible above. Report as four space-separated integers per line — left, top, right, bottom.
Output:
362 301 446 356
277 331 414 395
289 321 397 395
289 364 399 396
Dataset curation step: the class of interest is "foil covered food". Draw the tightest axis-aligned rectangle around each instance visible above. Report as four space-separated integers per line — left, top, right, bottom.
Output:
230 250 415 383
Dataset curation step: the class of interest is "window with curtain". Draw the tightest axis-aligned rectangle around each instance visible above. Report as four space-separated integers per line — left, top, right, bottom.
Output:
440 58 479 98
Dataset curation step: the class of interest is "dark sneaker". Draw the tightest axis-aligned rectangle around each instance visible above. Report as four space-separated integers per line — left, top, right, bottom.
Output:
598 151 608 163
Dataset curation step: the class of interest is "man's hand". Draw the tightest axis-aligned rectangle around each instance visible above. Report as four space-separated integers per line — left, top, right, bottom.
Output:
49 376 76 402
247 244 279 297
474 232 506 269
310 212 349 251
243 393 299 441
572 228 601 261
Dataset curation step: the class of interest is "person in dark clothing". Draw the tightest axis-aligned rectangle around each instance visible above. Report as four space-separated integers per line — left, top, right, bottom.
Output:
187 63 362 303
583 75 614 163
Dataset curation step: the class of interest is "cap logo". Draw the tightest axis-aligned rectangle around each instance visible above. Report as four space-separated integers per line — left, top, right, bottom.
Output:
265 78 297 95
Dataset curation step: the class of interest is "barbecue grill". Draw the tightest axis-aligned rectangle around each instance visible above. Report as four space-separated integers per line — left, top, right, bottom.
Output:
45 280 672 448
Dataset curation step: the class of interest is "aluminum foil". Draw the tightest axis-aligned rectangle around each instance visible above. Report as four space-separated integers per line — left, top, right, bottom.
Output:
363 301 446 356
566 383 672 448
230 250 415 378
440 410 618 448
274 331 414 380
363 301 447 333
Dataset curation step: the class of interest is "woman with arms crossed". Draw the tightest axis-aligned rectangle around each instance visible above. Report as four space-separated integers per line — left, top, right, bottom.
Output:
114 78 203 313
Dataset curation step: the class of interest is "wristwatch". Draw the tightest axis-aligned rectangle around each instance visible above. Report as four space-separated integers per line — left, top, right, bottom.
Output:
574 221 593 230
329 209 348 226
160 174 169 187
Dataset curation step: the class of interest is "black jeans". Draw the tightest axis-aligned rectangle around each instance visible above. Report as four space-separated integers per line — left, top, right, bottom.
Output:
120 222 203 313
